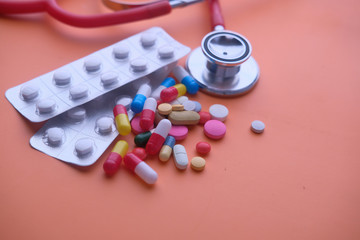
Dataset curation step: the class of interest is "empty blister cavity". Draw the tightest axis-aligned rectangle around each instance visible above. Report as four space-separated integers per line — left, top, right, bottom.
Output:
53 69 71 86
95 116 114 135
130 58 148 72
158 46 174 59
67 107 86 122
20 84 39 101
36 99 56 114
70 84 89 100
75 138 94 157
141 33 157 47
101 71 119 87
43 127 65 146
113 43 130 60
84 56 102 72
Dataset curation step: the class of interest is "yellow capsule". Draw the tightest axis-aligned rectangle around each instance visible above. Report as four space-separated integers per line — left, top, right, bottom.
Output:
114 104 131 136
174 83 187 98
112 140 129 157
159 145 173 162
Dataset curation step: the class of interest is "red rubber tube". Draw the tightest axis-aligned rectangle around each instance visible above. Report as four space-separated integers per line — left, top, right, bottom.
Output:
0 0 172 28
208 0 225 30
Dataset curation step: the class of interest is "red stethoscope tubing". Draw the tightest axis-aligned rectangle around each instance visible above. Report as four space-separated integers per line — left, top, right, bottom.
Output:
208 0 225 29
0 0 172 27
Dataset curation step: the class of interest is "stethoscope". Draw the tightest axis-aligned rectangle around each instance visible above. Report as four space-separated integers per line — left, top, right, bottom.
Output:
0 0 259 96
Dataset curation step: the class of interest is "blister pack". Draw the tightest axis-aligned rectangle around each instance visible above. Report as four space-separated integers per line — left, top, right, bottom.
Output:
5 27 190 122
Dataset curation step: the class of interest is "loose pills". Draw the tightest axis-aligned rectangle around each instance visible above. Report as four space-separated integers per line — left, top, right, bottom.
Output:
132 147 147 160
209 104 229 122
198 111 211 124
124 153 158 184
196 142 211 155
157 103 172 115
183 100 196 111
191 157 206 171
172 104 184 111
159 136 176 162
168 125 188 141
146 119 172 155
251 120 265 133
168 111 200 125
204 120 226 140
173 144 188 170
103 140 128 176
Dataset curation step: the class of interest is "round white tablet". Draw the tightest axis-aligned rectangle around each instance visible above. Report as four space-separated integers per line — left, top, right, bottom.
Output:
130 58 147 72
101 71 118 86
53 69 71 86
113 43 130 59
141 33 157 47
96 116 113 134
84 57 101 72
36 99 56 114
20 84 39 101
251 120 265 134
75 138 94 156
183 100 196 111
46 127 64 146
70 84 89 99
158 46 174 59
115 96 132 108
209 104 229 122
67 107 86 121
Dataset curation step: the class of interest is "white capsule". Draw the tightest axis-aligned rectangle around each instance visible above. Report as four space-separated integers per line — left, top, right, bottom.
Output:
183 100 196 111
158 46 174 59
101 71 118 86
115 96 132 108
75 138 94 156
96 116 113 134
173 144 188 170
143 97 157 111
113 43 130 59
46 127 64 146
134 161 158 184
70 84 89 99
137 84 151 97
36 99 56 114
141 33 157 47
209 104 229 122
172 65 188 81
67 107 86 121
20 84 39 101
130 58 148 72
84 57 101 72
154 119 172 138
53 69 71 86
150 85 166 100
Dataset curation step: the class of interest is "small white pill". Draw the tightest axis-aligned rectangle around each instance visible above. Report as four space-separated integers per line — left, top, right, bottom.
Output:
183 100 196 111
141 33 157 47
115 96 132 108
158 46 174 59
75 138 94 156
173 144 188 170
170 96 188 105
194 101 202 112
84 57 101 72
67 107 86 121
130 58 147 72
209 104 229 122
101 71 118 86
20 84 39 101
113 43 130 59
70 84 89 99
46 127 64 146
96 116 113 134
251 120 265 134
36 99 56 114
53 69 71 86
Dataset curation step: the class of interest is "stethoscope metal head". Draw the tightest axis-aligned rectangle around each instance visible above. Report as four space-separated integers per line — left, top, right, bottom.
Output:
186 29 260 97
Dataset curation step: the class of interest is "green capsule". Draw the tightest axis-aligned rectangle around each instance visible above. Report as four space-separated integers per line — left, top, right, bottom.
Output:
134 131 152 148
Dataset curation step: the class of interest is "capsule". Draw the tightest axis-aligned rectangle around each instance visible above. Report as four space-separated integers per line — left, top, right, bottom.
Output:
103 140 129 176
131 84 151 113
134 131 153 148
160 83 186 103
159 136 176 162
139 97 157 131
151 77 176 100
146 119 172 155
124 153 158 184
172 66 199 94
113 104 131 136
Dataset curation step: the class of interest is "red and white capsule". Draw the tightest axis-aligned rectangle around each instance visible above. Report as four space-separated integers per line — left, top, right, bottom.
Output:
139 97 157 131
145 119 172 155
124 153 158 184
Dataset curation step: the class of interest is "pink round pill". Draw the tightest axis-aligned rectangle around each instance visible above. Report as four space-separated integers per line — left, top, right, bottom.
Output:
199 111 211 125
131 116 154 135
168 125 188 141
196 142 211 155
204 120 226 140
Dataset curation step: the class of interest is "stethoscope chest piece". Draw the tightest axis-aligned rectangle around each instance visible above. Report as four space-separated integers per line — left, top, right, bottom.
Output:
186 30 260 96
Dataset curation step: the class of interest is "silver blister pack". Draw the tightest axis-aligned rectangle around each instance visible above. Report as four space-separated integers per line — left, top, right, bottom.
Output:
5 27 190 122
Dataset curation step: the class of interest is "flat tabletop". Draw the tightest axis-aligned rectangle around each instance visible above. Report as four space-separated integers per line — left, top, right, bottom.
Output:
1 0 359 239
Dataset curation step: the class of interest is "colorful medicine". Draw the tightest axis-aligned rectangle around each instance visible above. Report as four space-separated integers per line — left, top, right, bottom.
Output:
173 144 188 170
131 84 151 113
146 119 172 155
124 153 158 184
172 65 199 94
134 131 153 148
160 83 186 103
113 104 131 136
140 97 157 131
103 140 129 176
159 136 176 162
151 77 176 100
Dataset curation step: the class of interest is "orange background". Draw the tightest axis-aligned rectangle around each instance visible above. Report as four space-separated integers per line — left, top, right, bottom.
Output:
1 0 360 239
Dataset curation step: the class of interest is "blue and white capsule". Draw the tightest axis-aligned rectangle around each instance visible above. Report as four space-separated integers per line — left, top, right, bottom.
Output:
159 136 176 162
131 84 151 113
172 66 199 94
151 77 176 100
